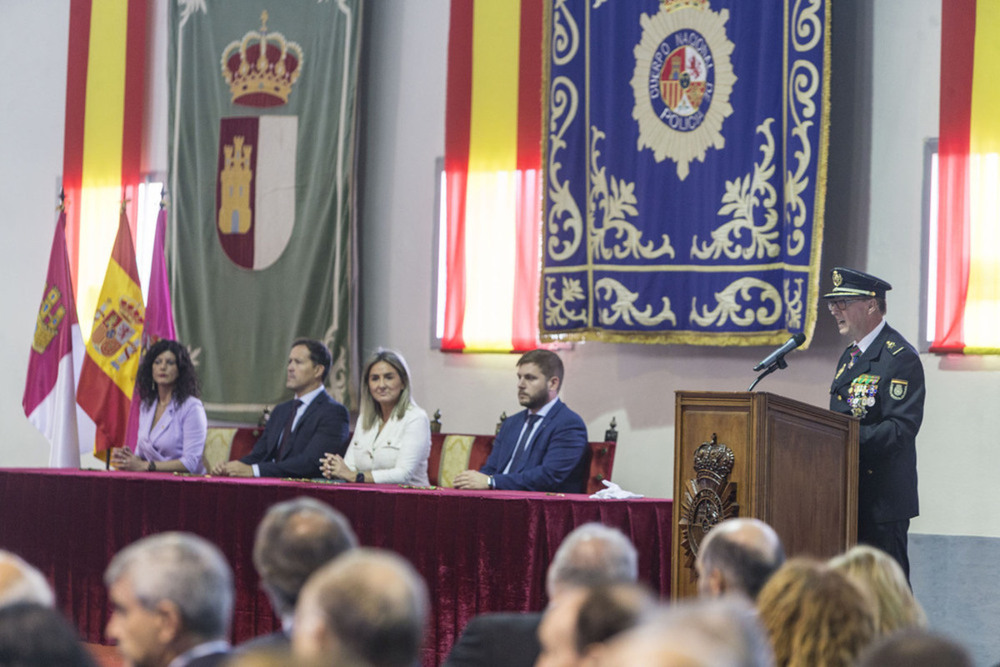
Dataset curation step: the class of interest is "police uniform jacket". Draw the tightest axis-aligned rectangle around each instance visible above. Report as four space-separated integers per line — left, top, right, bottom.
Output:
829 323 924 524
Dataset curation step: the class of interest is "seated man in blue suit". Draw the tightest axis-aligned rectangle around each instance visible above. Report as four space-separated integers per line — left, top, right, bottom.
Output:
212 339 349 478
454 349 588 493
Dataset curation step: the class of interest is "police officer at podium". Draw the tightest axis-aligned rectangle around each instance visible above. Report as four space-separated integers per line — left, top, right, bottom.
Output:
823 267 925 580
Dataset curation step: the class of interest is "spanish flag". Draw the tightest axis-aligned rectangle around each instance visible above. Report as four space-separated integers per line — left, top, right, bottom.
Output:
442 0 543 352
77 211 145 456
62 0 147 331
936 0 1000 354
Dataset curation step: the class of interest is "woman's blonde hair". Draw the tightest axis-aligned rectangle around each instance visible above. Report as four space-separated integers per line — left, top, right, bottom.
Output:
829 545 927 636
359 349 414 431
757 558 877 667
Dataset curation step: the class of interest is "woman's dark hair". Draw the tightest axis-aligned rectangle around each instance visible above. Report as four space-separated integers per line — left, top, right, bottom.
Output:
137 339 200 407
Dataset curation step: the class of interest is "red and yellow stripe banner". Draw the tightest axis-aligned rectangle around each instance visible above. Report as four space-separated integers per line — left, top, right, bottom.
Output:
936 0 1000 354
62 0 147 332
443 0 543 352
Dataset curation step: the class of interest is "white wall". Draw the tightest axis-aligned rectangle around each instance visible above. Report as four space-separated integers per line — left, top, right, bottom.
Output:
3 0 998 538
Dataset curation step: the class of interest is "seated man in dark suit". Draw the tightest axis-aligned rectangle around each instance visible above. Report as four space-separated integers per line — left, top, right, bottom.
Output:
212 339 349 478
453 349 588 493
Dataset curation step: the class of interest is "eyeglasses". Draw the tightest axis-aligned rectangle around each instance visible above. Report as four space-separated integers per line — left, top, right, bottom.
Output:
826 298 868 312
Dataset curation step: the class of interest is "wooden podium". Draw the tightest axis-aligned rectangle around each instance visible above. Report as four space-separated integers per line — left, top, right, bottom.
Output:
671 391 859 599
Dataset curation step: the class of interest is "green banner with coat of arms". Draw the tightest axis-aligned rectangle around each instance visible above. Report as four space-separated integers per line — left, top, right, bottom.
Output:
168 0 362 421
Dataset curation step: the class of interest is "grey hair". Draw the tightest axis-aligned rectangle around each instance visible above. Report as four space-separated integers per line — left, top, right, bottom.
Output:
547 523 638 598
104 532 233 640
359 349 415 431
0 550 55 609
253 497 358 617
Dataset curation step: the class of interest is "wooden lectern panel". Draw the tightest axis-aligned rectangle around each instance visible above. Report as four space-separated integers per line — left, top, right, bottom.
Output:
672 391 858 599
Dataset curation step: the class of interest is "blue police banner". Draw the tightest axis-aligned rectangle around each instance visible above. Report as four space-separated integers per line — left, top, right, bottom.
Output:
169 1 361 420
542 0 829 346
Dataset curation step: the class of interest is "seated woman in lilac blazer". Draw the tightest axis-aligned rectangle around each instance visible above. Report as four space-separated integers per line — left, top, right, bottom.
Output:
111 339 207 474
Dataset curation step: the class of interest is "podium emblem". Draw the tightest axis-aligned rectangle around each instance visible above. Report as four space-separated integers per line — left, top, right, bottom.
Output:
678 433 739 576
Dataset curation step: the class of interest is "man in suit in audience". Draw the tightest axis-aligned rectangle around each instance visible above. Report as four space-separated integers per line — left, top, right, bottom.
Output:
823 267 925 580
694 518 785 601
0 550 54 609
454 349 588 493
239 497 358 652
445 522 638 667
292 548 428 667
212 339 350 479
104 532 234 667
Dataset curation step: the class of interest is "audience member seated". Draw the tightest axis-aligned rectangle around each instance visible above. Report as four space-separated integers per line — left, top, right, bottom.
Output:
213 339 350 478
292 548 428 667
856 628 973 667
537 582 654 667
598 596 773 667
104 532 234 667
240 497 358 652
445 522 638 667
829 544 927 637
111 339 208 474
695 518 785 601
320 349 431 486
0 602 97 667
454 349 588 493
0 549 54 608
756 558 877 667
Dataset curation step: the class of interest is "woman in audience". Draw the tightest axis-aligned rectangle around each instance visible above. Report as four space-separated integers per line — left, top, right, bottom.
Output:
320 349 430 485
829 544 927 637
757 558 877 667
111 339 208 474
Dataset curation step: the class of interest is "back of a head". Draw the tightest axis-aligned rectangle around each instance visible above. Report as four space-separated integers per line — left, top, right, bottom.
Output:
253 497 358 617
547 523 638 598
829 544 927 636
0 602 97 667
601 597 773 667
104 532 234 641
757 558 877 667
296 548 428 667
856 629 973 667
0 551 54 609
575 583 655 654
698 518 784 600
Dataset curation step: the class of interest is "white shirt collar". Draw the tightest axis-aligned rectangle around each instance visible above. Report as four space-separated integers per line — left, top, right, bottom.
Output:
530 395 560 418
855 319 886 354
296 384 325 407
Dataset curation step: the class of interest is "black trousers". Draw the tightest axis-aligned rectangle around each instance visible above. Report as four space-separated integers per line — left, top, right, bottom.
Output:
858 517 911 582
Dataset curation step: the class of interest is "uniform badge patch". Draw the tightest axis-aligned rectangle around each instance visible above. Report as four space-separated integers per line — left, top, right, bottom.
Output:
890 378 908 400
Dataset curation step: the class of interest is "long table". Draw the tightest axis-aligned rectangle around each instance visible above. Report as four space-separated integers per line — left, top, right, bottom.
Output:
0 469 672 666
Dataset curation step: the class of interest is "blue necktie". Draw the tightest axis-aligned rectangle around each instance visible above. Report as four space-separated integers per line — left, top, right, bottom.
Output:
275 399 303 461
508 414 541 473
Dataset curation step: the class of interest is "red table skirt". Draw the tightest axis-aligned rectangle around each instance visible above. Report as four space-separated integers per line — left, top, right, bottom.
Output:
0 469 671 666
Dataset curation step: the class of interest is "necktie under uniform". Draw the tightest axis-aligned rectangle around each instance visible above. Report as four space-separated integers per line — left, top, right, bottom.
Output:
848 344 862 369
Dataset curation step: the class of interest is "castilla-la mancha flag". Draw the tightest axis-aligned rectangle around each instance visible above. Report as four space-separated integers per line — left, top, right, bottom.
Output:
23 212 94 467
77 211 145 456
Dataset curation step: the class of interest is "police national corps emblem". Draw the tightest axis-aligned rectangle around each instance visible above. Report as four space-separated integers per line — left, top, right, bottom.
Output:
679 433 739 576
630 0 737 181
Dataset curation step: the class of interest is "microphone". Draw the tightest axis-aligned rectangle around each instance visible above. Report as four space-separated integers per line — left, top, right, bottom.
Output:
753 333 807 372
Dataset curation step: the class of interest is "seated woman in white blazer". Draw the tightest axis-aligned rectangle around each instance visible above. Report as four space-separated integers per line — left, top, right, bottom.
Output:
320 349 430 486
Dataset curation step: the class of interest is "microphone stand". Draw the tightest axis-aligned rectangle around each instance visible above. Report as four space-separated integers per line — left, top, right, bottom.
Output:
748 356 787 392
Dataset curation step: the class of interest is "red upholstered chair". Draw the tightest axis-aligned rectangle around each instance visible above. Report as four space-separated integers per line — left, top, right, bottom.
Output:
583 417 618 495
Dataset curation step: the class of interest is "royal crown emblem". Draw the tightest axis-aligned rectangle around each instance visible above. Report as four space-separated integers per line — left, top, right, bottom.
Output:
220 11 304 108
678 433 739 576
832 270 843 287
32 286 66 354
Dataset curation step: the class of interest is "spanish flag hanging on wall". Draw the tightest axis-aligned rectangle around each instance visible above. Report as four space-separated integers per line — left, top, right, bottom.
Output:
936 0 1000 354
62 0 147 331
442 0 543 352
77 211 145 456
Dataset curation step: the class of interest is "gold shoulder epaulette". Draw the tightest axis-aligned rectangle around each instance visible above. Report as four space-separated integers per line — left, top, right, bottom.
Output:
885 340 905 356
